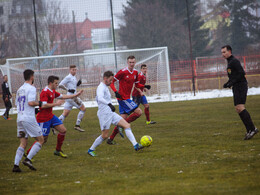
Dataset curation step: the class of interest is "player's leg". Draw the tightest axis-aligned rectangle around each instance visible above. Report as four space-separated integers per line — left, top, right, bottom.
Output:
53 116 67 158
141 95 155 124
5 100 12 119
88 129 109 157
117 118 144 151
107 113 127 144
74 103 86 132
233 83 258 140
13 125 28 172
59 109 70 122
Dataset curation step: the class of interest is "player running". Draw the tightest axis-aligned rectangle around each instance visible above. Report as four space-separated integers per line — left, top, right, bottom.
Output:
87 71 144 156
132 64 156 125
58 65 86 132
107 55 151 144
26 75 83 158
12 69 44 172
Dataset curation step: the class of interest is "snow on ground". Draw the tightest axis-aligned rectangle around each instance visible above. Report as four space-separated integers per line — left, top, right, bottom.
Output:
1 87 260 116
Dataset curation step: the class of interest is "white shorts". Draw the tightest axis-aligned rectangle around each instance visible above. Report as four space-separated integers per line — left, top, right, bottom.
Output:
64 97 83 110
97 112 122 131
17 121 43 138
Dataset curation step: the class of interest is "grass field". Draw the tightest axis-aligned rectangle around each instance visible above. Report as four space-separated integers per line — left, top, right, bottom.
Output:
0 96 260 195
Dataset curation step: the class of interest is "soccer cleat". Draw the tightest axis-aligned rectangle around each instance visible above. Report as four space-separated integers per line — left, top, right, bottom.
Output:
134 143 144 151
118 126 124 138
7 117 12 120
23 153 34 162
12 165 22 172
246 128 259 140
244 132 250 140
107 138 117 145
22 158 36 171
54 150 68 158
2 115 7 120
74 125 85 132
87 149 97 157
146 121 156 125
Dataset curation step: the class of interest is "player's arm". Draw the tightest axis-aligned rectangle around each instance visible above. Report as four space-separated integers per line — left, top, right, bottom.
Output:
59 90 83 99
135 82 151 90
134 87 144 96
224 60 245 88
58 76 69 91
97 86 115 112
27 88 43 107
2 83 8 101
110 71 123 99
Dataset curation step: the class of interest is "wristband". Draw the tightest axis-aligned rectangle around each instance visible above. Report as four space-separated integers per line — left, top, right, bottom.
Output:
39 101 42 108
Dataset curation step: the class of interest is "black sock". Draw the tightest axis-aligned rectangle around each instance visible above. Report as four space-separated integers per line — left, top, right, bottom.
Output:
239 109 255 132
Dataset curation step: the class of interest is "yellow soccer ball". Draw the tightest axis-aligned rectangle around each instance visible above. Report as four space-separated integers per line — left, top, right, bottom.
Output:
140 135 153 147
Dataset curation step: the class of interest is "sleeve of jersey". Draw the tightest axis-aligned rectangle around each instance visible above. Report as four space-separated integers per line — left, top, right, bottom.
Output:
55 91 62 99
59 76 68 87
96 86 109 105
110 70 123 92
40 91 48 104
135 74 144 89
229 60 245 84
28 88 37 102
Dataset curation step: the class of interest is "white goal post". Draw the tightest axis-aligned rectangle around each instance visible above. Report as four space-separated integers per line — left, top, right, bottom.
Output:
1 46 172 110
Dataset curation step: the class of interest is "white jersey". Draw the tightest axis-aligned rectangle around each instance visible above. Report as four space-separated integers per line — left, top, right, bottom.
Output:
96 82 112 114
59 73 77 94
16 83 37 122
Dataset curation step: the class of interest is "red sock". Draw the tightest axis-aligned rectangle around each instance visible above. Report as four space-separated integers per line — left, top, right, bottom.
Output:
27 141 37 155
126 112 141 123
56 133 65 151
109 126 119 140
144 107 150 121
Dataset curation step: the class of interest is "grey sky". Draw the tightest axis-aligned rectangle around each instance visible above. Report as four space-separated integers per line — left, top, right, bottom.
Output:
59 0 128 28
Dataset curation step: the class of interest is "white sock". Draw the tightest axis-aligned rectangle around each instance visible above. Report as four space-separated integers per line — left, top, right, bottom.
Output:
59 114 65 122
14 147 24 166
27 142 42 160
125 128 137 146
76 110 85 126
90 135 104 151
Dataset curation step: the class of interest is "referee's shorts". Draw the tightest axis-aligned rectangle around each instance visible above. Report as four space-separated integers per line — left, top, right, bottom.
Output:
232 81 248 106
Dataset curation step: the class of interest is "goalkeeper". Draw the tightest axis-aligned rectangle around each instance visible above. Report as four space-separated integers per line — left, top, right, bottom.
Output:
58 65 86 132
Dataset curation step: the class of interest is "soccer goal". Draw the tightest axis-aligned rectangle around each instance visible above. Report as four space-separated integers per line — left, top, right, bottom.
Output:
2 46 171 109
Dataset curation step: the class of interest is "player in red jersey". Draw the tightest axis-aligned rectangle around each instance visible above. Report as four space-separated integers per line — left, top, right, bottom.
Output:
132 64 156 125
107 56 151 144
26 75 83 158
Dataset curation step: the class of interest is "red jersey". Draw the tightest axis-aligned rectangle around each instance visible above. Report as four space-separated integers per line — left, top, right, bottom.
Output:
110 67 144 100
36 86 61 123
132 72 146 97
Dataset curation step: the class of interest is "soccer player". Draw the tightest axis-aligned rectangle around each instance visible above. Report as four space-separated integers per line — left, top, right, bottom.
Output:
132 64 156 125
12 69 44 172
107 55 151 144
58 65 86 132
87 71 144 156
221 45 258 140
2 75 12 120
27 75 83 158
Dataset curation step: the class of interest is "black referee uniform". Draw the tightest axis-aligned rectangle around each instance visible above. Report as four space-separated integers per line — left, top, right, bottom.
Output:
223 55 258 140
2 80 12 119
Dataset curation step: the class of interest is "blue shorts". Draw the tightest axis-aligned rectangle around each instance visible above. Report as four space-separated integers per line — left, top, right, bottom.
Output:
118 99 138 115
38 115 63 136
132 96 148 107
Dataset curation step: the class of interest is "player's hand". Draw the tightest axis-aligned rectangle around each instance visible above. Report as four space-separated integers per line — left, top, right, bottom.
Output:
56 100 65 106
115 91 122 99
223 82 232 88
140 92 144 96
5 97 8 102
68 89 75 93
77 79 82 87
144 85 151 90
108 103 116 112
75 90 83 97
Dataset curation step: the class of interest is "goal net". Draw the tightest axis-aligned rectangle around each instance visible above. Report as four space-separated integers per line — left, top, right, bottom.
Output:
1 47 171 109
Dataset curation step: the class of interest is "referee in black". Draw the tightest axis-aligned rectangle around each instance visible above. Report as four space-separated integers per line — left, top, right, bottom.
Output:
221 45 258 140
1 75 12 120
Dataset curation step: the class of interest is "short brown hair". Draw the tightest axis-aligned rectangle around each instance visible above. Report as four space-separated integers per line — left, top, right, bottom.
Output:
23 70 34 81
127 55 135 60
48 75 59 84
141 64 147 69
70 65 76 69
103 71 114 78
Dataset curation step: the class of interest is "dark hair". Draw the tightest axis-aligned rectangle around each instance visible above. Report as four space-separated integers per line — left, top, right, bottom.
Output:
141 64 147 69
48 75 59 84
103 71 114 78
70 65 76 69
221 45 232 53
23 69 34 81
127 55 135 60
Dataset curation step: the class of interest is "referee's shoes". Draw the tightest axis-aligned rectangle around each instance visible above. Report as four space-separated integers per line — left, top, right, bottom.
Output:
244 128 259 140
